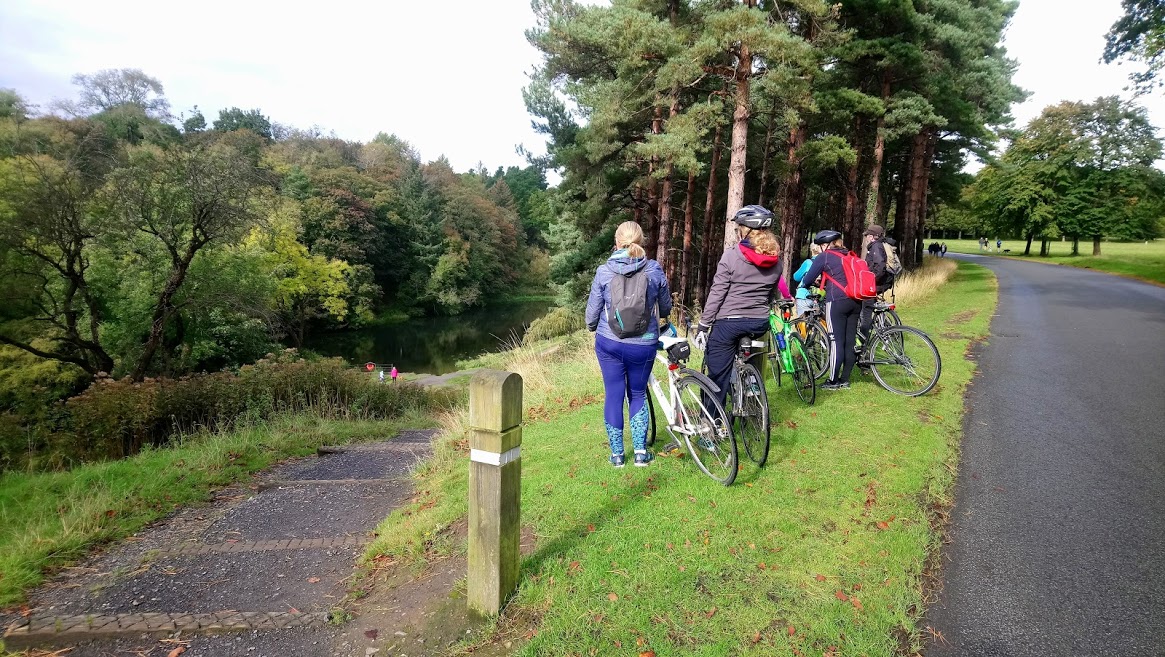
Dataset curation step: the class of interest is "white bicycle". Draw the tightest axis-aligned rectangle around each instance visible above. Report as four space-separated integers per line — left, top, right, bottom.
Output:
644 325 738 485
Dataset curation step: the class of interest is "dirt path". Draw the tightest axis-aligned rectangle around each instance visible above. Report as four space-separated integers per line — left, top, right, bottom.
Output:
1 429 483 657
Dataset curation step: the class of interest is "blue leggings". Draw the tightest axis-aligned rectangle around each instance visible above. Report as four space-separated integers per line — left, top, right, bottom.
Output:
595 335 656 454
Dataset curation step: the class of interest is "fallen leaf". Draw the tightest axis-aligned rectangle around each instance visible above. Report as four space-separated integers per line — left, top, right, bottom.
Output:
167 648 186 657
752 631 762 644
608 592 619 601
748 542 756 549
364 629 378 639
851 596 864 611
705 607 717 619
678 565 686 572
636 636 645 647
757 562 767 570
639 652 656 657
815 574 826 582
19 605 32 617
588 524 596 533
835 590 848 601
876 521 889 530
787 625 796 636
307 577 321 583
614 640 622 648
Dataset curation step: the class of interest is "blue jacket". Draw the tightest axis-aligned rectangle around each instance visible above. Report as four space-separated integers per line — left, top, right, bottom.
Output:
585 251 672 345
793 257 816 299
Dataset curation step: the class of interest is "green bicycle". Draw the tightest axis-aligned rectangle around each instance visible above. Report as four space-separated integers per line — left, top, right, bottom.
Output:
768 300 816 405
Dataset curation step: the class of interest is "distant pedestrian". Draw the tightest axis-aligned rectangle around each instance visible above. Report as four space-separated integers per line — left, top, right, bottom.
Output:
979 237 987 251
996 238 1002 252
379 370 385 383
390 365 399 383
940 242 948 257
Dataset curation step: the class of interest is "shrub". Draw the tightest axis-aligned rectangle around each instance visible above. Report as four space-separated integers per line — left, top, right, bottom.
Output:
523 306 584 344
2 351 459 471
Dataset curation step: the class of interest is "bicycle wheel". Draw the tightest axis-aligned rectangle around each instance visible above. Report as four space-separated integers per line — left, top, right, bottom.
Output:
796 320 830 381
645 388 656 447
766 331 783 388
787 334 816 405
676 376 737 485
868 325 942 396
873 308 904 350
732 363 770 466
876 307 902 329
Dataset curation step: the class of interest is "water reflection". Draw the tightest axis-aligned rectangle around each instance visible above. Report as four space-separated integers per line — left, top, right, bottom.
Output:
304 300 554 374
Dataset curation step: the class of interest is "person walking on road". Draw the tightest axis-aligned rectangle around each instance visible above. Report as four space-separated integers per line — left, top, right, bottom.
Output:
585 221 672 468
940 242 948 257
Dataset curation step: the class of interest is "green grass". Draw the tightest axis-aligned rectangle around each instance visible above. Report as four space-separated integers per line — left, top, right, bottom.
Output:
0 411 437 608
365 262 998 656
940 237 1165 285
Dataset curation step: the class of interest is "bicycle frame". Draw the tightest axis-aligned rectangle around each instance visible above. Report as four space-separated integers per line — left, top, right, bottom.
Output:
649 335 717 434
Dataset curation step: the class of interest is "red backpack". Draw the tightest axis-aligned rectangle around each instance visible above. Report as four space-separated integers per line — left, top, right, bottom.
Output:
822 250 877 300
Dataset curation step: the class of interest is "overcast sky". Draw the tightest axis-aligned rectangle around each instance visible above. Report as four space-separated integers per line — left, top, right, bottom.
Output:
1 0 1162 173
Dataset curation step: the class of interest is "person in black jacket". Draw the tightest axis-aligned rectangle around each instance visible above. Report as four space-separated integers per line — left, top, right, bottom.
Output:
798 230 859 390
859 225 895 346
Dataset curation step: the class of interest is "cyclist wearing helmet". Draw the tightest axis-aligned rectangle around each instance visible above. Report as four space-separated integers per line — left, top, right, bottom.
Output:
798 229 859 390
585 221 672 468
694 205 782 409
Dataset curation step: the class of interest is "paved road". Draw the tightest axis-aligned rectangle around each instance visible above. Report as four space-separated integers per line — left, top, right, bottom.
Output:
926 255 1165 656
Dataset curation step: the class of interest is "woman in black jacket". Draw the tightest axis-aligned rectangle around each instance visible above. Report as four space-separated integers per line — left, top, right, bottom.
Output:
798 230 860 390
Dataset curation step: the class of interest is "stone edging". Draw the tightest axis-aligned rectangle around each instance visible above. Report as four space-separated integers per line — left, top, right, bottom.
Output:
3 611 332 648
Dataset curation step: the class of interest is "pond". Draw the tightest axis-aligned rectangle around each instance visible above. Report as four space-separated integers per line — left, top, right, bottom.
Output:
304 300 555 375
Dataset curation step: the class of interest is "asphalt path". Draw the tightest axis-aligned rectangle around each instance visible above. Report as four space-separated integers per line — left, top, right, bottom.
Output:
925 254 1165 656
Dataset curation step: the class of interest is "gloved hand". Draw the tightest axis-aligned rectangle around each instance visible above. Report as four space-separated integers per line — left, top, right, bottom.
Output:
693 323 710 350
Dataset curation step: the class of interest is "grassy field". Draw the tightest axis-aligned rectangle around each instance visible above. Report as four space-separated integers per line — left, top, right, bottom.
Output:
364 259 997 656
0 411 441 608
938 237 1165 285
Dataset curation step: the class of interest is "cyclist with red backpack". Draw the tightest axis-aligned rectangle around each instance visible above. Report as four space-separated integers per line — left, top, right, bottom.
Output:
798 230 871 390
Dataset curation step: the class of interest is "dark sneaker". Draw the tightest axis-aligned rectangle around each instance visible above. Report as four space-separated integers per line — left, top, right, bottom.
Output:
822 382 850 390
611 454 626 468
634 451 653 467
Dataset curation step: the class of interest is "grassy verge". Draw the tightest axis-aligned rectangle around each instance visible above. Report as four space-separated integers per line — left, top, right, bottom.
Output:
0 410 441 608
364 260 997 656
940 237 1165 285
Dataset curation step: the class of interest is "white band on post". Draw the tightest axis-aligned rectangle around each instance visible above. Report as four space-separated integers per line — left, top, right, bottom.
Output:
470 446 521 467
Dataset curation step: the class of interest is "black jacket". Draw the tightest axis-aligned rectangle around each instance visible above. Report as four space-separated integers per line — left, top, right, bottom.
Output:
865 239 894 292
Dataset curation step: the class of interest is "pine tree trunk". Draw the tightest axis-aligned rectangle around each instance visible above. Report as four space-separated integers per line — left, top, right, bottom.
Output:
658 162 673 275
865 74 891 227
780 122 808 286
645 105 664 258
757 108 776 206
632 184 644 224
842 116 863 249
914 129 938 266
697 127 723 306
724 43 751 251
679 170 696 308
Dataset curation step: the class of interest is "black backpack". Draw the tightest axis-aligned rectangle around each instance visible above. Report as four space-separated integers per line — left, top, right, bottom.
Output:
607 266 651 338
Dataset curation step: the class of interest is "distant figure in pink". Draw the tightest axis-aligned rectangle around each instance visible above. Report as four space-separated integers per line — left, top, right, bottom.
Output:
390 365 399 383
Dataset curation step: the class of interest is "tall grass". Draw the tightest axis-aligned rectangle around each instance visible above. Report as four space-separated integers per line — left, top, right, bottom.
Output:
892 257 958 305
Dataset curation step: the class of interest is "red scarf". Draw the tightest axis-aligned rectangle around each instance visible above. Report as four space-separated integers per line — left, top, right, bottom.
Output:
738 241 779 267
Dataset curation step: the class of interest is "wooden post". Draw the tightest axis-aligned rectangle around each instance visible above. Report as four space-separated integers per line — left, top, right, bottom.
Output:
467 370 523 616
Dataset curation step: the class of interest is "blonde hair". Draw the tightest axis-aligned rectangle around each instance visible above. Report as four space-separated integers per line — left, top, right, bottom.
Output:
614 221 647 258
809 243 823 257
738 226 780 256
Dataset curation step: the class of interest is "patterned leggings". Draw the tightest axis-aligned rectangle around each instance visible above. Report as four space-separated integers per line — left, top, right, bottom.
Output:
595 335 656 455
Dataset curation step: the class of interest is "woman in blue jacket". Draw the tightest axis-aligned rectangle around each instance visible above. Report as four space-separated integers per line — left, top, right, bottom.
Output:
585 221 672 468
792 242 824 316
